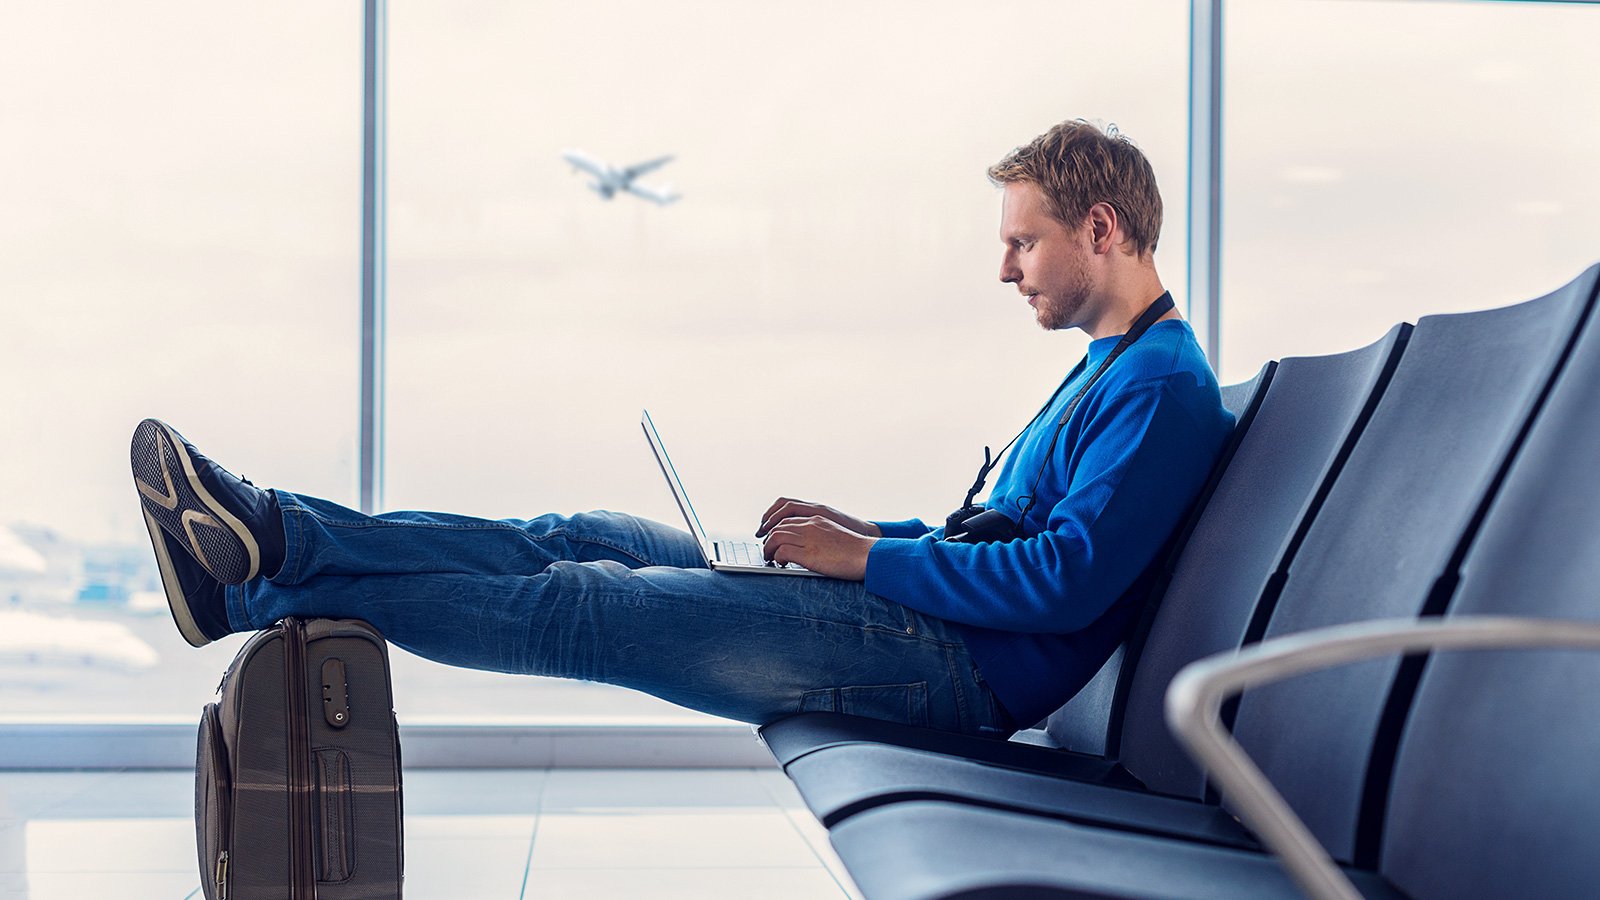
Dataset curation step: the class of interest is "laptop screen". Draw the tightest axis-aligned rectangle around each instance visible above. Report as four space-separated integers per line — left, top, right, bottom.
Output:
640 409 713 548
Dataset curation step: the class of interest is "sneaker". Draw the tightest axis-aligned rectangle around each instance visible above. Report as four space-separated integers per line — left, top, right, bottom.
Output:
130 418 284 585
141 508 231 647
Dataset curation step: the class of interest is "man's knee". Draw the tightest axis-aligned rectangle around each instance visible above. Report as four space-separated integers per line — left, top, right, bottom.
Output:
565 510 702 569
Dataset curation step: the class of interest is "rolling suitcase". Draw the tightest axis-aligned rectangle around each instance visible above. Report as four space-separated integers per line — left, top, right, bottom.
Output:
195 617 404 899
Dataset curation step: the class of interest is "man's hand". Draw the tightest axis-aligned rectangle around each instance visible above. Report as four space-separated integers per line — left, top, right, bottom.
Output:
761 515 878 581
756 497 882 540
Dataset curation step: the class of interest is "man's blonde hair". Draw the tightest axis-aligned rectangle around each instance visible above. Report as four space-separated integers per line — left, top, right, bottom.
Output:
987 119 1163 258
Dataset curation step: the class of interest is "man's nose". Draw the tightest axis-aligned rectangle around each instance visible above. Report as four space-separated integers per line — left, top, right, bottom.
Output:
999 254 1019 284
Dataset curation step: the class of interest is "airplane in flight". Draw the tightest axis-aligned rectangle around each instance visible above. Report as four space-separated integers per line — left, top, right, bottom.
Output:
561 149 681 206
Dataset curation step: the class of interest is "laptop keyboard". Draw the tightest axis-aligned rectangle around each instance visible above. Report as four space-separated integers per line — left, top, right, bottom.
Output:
716 540 766 566
713 539 812 572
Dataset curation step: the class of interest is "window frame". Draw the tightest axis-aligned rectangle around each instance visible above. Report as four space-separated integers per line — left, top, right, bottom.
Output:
13 0 1591 770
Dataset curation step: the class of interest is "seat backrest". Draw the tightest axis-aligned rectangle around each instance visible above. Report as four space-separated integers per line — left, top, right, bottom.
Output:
1116 327 1408 797
1219 366 1275 423
1040 642 1121 753
1228 267 1599 863
1379 265 1600 899
1042 364 1274 755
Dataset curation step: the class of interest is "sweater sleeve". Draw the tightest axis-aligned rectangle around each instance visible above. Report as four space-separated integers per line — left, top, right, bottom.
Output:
870 517 935 539
863 381 1216 633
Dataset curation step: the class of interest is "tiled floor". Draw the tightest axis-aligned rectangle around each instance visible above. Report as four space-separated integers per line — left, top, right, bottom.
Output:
0 768 861 899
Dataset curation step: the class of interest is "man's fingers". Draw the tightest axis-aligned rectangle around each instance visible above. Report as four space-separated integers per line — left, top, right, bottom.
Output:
761 517 821 560
757 498 796 536
761 526 796 561
758 497 793 528
759 516 870 581
757 499 818 536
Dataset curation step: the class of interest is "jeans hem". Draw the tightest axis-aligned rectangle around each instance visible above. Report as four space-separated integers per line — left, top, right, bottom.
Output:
224 583 251 633
274 491 312 585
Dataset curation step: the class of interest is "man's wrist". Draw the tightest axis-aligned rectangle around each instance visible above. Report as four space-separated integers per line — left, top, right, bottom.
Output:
852 535 879 581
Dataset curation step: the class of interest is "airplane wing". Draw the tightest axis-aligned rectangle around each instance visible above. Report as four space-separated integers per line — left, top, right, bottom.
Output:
621 155 674 181
625 181 681 206
562 150 610 180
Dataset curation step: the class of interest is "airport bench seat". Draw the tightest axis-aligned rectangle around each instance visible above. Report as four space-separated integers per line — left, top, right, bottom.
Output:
762 317 1404 833
829 800 1403 900
760 264 1600 899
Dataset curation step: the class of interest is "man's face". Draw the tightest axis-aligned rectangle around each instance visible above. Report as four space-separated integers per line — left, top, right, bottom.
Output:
998 181 1095 332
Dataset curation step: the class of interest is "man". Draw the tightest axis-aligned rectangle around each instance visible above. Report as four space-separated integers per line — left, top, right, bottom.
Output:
133 119 1232 737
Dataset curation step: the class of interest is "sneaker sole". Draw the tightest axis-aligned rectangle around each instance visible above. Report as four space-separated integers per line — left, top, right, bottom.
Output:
131 419 260 585
142 508 212 648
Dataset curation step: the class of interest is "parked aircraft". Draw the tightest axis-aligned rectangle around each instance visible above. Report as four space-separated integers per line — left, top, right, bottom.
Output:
561 149 681 206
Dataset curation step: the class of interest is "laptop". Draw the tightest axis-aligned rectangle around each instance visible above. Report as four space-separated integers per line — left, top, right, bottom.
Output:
641 409 827 577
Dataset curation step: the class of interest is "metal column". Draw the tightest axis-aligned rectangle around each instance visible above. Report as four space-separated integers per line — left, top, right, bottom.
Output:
1187 0 1223 366
360 0 387 514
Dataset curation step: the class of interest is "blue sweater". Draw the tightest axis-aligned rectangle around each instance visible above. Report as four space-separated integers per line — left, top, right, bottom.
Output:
865 319 1233 727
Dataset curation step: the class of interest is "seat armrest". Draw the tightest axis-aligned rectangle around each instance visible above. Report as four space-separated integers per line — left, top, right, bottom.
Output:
1165 615 1600 900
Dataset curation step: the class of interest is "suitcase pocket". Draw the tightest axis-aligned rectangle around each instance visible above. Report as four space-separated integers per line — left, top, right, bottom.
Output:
195 703 232 900
314 748 356 883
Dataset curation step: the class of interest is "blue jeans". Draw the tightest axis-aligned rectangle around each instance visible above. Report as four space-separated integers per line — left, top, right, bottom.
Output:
227 492 1015 737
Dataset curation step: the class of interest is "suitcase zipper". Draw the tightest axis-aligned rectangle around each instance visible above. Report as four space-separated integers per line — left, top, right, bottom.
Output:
201 703 234 900
282 618 317 899
214 850 229 900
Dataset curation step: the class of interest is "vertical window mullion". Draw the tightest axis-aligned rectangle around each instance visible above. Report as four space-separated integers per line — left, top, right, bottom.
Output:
360 0 387 514
1187 0 1223 366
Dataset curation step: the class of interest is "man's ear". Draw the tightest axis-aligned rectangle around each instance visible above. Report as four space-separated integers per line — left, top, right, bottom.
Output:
1086 202 1120 254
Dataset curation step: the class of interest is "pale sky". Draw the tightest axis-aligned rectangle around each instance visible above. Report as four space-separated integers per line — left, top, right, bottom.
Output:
2 0 1597 550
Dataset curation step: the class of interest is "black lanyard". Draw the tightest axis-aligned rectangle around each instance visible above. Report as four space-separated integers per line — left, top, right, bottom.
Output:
956 291 1176 517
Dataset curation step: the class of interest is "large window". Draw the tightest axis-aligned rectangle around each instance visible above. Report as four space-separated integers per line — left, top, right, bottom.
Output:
1 0 1190 726
382 0 1189 719
0 3 360 717
24 1 1584 728
1218 0 1600 382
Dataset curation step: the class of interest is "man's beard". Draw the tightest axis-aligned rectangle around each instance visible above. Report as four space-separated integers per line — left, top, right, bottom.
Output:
1033 254 1092 331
